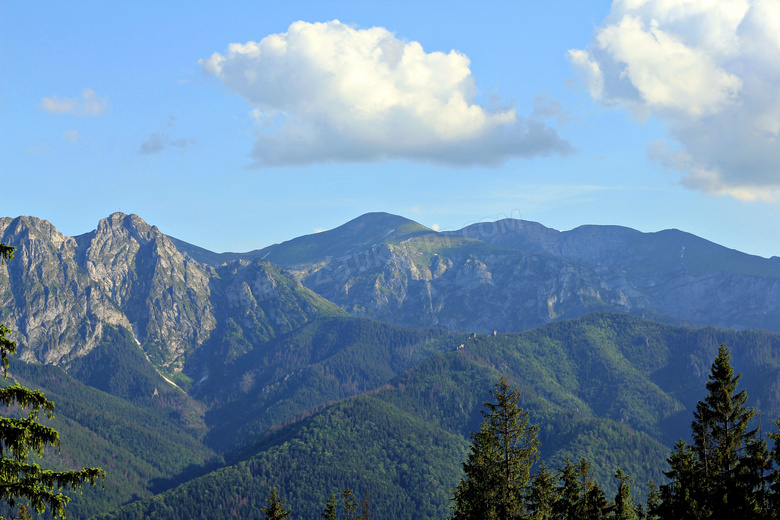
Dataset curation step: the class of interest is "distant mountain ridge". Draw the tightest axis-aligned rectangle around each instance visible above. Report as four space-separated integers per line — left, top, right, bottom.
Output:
4 211 780 376
173 212 780 334
0 213 343 373
3 210 780 518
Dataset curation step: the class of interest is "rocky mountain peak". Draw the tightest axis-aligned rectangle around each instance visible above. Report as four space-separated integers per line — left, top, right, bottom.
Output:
95 212 158 244
0 215 76 250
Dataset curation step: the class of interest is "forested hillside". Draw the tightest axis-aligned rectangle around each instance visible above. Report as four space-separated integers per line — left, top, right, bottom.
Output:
63 312 780 519
2 214 780 519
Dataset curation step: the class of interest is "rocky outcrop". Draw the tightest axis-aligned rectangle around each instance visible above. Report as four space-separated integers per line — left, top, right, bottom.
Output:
0 216 129 364
3 211 780 372
76 213 216 368
229 214 780 334
298 236 627 333
0 213 338 372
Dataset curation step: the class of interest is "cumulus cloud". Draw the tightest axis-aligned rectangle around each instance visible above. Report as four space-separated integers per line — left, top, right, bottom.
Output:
570 0 780 201
201 20 571 167
40 88 108 116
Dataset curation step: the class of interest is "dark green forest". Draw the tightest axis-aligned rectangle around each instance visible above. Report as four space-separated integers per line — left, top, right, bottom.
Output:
3 294 780 519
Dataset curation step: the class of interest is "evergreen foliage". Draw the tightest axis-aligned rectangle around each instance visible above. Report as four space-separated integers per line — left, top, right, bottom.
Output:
94 396 467 520
342 488 358 520
527 462 556 520
654 343 775 519
321 493 337 520
0 244 105 518
450 377 645 520
260 486 291 520
612 469 638 520
450 377 540 520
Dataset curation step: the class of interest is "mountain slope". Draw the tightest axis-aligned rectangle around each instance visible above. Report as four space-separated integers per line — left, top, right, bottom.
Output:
170 212 431 267
197 316 450 452
171 212 780 334
2 357 217 519
93 396 469 520
86 312 780 519
467 218 780 331
0 213 344 377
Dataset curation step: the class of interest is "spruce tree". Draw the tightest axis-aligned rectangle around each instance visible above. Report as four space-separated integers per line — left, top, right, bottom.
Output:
450 376 540 520
343 488 358 520
656 440 703 520
657 343 769 519
553 456 582 520
733 435 771 519
527 461 557 520
260 486 291 520
0 244 105 519
359 490 370 520
321 493 337 520
641 480 661 520
612 469 637 520
578 458 607 520
765 421 780 519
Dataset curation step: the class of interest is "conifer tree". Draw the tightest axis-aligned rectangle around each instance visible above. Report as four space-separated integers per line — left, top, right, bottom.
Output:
359 490 370 520
578 458 607 520
640 480 660 520
656 344 770 519
553 456 582 520
612 469 637 520
450 376 539 520
656 440 703 520
765 420 780 519
734 435 771 519
260 486 291 520
0 244 105 519
767 421 780 520
343 488 358 520
321 493 337 520
527 461 557 520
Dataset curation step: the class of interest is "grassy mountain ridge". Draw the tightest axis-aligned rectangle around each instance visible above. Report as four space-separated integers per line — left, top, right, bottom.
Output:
170 212 432 268
170 212 780 334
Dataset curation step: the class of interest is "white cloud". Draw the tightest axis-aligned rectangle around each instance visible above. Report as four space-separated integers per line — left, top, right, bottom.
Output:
62 130 82 143
570 0 780 201
40 88 108 116
201 20 571 167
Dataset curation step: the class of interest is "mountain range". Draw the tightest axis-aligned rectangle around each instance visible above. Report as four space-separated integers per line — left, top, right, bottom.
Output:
1 212 779 519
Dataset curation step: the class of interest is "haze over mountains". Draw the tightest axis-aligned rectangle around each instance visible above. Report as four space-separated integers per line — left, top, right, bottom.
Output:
1 211 779 519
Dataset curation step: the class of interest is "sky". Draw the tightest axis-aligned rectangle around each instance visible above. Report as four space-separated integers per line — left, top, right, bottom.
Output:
2 0 779 258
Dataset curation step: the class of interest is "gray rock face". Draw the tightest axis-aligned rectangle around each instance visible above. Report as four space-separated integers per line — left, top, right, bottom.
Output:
3 211 779 373
0 213 336 372
468 219 780 332
76 213 217 369
0 216 129 364
298 237 626 333
220 213 780 335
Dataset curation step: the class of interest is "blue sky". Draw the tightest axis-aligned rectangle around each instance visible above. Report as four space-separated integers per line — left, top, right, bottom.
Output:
2 0 779 257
